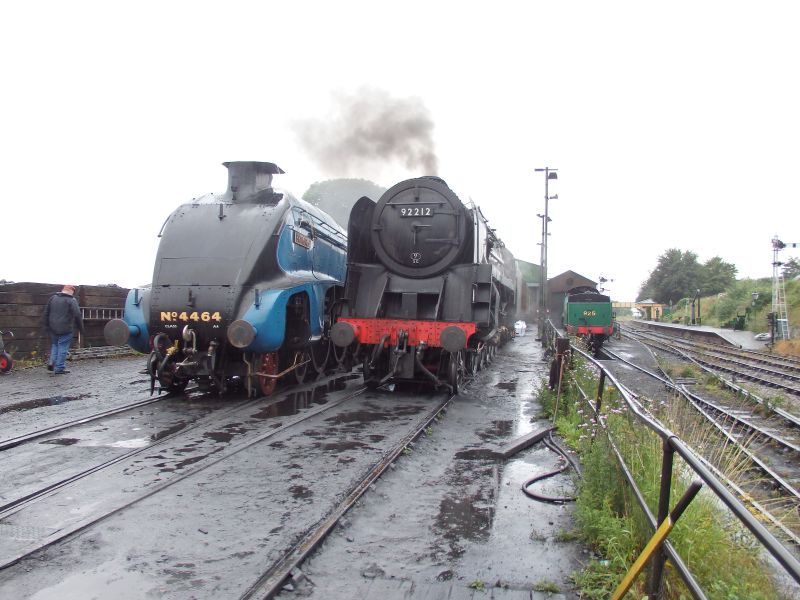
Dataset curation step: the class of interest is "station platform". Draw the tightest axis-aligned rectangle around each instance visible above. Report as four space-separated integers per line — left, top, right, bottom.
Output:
633 320 768 351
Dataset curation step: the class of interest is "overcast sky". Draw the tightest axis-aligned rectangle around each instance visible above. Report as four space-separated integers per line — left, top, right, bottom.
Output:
3 1 798 302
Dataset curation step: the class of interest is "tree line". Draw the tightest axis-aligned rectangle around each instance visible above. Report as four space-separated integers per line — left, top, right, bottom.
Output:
636 249 800 304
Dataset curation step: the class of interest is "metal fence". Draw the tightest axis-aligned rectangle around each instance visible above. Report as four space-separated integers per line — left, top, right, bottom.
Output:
543 320 800 598
80 306 124 321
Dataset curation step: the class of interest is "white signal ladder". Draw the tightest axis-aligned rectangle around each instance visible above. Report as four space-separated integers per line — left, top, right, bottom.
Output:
772 236 796 339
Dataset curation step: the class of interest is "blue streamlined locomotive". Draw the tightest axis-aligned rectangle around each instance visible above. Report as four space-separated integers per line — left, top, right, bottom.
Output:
330 176 518 393
105 161 347 396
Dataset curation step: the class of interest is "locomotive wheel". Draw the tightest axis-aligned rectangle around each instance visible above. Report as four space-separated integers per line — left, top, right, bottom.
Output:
0 352 12 373
165 379 188 394
448 351 464 395
291 350 310 384
158 365 188 394
310 339 331 378
363 358 381 388
332 339 348 367
465 351 476 376
257 352 278 396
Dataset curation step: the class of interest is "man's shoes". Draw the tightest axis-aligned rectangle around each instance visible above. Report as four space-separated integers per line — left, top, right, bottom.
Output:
54 370 70 375
47 364 53 371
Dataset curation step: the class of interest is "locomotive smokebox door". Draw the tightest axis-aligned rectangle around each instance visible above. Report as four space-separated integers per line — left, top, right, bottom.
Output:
370 177 468 278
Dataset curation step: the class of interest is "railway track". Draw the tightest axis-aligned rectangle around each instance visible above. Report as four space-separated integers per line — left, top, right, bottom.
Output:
623 325 800 398
0 373 464 600
0 377 365 570
0 390 249 516
240 391 455 599
0 391 182 452
603 336 800 547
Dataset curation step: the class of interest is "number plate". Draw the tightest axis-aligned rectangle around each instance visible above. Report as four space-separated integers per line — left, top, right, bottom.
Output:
399 206 434 217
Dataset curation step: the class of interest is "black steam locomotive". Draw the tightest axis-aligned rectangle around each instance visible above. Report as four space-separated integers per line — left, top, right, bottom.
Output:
105 161 347 397
330 176 518 393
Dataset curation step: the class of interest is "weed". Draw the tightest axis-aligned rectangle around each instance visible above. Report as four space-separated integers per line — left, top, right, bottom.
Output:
766 395 786 410
541 354 788 599
552 528 580 543
533 579 560 593
529 528 548 542
467 580 485 591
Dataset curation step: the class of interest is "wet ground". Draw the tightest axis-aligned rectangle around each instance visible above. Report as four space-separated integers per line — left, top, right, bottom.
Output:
0 355 157 439
276 334 584 600
0 337 586 599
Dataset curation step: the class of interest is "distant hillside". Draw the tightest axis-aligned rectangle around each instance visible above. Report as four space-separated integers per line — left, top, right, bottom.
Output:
303 179 386 228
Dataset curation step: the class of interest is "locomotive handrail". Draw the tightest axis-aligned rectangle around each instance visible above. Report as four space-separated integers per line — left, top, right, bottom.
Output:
292 206 347 250
543 319 800 597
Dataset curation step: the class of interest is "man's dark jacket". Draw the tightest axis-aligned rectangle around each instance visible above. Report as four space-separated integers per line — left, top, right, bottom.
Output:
44 293 85 336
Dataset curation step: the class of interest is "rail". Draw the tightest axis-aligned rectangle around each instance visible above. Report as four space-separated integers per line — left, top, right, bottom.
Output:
542 319 800 598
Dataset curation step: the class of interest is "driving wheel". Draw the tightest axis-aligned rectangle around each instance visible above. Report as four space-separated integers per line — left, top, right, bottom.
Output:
258 352 278 396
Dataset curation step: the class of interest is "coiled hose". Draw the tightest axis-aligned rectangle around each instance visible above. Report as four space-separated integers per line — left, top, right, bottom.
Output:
521 430 582 504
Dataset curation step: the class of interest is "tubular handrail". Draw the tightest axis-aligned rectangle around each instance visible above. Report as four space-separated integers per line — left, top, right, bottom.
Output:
543 319 800 597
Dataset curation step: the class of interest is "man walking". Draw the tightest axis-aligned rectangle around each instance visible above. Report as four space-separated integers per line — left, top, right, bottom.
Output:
44 285 85 375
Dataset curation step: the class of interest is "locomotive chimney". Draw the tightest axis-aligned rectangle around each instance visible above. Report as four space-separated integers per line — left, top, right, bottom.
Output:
223 161 285 203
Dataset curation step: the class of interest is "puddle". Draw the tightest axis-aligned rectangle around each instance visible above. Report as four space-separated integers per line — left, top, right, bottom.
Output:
325 409 393 424
150 422 188 441
40 438 80 446
326 403 424 425
172 452 215 470
314 440 371 452
433 462 498 558
477 420 513 441
109 437 150 449
434 491 494 557
0 394 91 414
495 381 517 391
204 424 248 444
250 377 350 420
289 484 313 500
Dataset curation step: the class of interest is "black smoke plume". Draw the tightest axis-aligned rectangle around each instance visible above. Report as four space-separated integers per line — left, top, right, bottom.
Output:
293 88 438 176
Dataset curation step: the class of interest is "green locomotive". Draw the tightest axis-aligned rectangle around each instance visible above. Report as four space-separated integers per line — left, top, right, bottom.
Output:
562 286 614 355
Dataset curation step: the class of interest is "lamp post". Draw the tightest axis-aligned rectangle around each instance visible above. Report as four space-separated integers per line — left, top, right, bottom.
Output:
535 167 558 339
